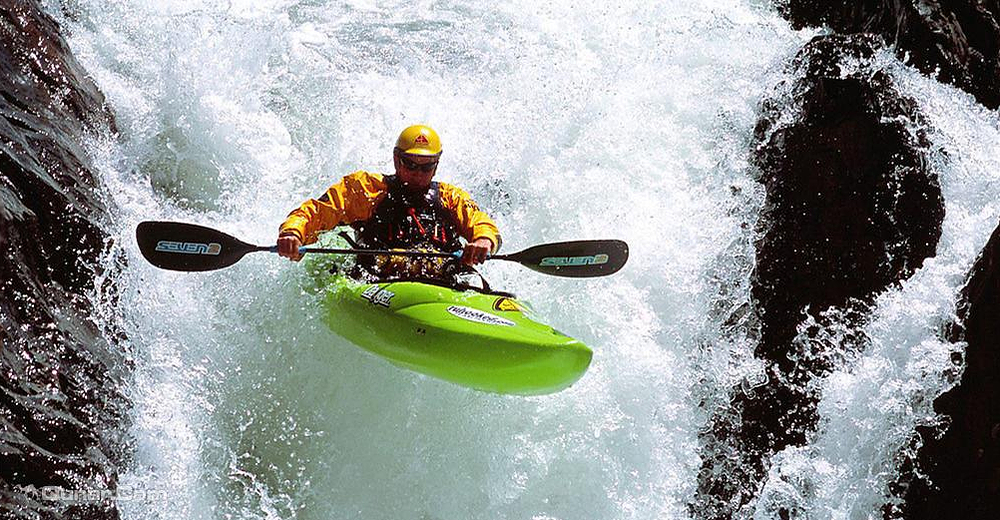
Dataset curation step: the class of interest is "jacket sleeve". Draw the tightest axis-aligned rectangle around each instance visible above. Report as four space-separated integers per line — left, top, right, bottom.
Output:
439 183 502 253
279 171 385 245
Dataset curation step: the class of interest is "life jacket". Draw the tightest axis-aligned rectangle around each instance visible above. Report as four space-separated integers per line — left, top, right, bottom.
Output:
351 175 463 252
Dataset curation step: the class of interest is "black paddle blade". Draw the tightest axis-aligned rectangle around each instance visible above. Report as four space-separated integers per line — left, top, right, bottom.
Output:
501 240 629 277
136 221 261 272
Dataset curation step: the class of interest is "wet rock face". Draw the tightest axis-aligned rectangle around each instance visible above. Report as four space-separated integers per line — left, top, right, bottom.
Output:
774 1 1000 517
894 222 1000 519
692 34 944 519
751 35 944 365
779 0 1000 109
0 2 127 519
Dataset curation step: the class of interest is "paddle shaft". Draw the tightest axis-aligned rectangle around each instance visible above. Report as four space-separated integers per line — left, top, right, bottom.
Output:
136 221 627 276
282 246 520 261
280 245 460 259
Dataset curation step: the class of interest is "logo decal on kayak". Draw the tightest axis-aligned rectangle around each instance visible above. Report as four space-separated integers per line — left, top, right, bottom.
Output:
361 285 395 307
447 306 515 327
155 240 222 255
539 254 609 267
492 297 522 312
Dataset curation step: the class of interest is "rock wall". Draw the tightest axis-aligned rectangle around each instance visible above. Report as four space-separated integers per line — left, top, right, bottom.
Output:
691 34 945 519
0 1 128 519
893 223 1000 519
693 1 1000 518
780 0 1000 109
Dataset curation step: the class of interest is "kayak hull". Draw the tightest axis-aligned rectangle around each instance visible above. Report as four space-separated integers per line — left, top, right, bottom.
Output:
321 278 592 395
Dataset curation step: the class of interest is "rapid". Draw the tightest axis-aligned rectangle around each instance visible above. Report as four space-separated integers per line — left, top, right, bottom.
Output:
46 0 1000 518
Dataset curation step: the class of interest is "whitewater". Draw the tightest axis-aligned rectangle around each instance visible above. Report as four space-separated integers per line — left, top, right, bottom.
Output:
47 0 1000 518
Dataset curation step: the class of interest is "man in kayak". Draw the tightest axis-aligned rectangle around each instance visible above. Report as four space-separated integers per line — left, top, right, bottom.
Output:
276 125 501 280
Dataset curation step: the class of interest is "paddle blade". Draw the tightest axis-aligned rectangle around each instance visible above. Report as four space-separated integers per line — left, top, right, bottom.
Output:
136 221 260 272
501 240 629 277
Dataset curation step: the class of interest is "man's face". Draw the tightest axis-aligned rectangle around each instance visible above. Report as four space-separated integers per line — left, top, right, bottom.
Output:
394 151 439 192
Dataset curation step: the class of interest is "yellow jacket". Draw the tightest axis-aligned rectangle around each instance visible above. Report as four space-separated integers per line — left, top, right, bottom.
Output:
279 171 501 251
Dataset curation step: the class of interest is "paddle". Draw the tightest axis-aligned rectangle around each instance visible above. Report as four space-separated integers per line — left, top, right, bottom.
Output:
136 221 628 277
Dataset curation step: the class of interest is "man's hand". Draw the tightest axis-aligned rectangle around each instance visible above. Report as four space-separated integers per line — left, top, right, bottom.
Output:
462 237 493 265
277 233 304 262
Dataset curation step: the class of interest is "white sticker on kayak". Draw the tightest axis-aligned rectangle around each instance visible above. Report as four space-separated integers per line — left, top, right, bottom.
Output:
361 285 395 307
446 306 515 327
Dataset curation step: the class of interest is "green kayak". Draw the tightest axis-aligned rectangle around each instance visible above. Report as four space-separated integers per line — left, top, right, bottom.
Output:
320 276 592 395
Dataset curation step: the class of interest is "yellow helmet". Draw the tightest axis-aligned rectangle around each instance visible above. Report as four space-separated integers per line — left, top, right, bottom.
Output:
395 124 442 156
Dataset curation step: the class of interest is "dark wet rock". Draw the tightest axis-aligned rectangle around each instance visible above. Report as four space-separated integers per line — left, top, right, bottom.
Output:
890 220 1000 519
778 0 1000 109
691 34 944 519
751 35 943 369
0 1 128 519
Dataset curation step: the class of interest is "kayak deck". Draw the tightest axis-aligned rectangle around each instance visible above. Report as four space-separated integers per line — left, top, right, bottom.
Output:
322 277 593 395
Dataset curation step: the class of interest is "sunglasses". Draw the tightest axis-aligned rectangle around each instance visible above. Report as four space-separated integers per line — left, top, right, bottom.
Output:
397 153 439 173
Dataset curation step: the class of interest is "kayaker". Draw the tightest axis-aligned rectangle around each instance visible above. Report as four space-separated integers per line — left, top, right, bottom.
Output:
276 124 501 280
